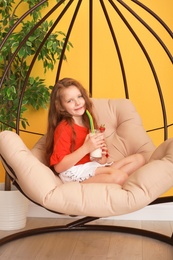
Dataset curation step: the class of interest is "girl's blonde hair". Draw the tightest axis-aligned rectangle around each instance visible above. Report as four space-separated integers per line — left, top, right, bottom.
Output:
45 78 98 163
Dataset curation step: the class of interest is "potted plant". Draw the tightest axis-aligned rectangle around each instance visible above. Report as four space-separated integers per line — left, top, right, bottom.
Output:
0 0 72 229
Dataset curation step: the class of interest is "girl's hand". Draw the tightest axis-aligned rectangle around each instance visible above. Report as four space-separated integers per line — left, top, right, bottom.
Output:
97 142 109 164
84 132 105 153
101 142 108 157
89 137 109 164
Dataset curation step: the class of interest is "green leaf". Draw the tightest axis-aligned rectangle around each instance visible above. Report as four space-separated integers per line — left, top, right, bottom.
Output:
26 41 32 47
47 41 53 49
18 48 26 57
21 120 26 129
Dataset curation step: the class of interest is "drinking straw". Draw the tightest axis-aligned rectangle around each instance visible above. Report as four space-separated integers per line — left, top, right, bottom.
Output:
86 110 94 133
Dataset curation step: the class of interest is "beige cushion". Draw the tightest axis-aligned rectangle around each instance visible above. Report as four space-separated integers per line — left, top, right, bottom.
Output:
1 98 173 217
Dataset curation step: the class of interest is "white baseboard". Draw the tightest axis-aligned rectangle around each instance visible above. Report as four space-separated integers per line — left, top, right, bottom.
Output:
27 201 173 221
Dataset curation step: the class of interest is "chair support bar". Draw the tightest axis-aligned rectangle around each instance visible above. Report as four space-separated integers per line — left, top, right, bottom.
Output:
0 216 173 247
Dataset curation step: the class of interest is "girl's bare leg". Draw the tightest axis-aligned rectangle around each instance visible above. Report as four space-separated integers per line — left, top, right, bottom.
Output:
83 154 145 184
83 167 128 185
111 154 145 176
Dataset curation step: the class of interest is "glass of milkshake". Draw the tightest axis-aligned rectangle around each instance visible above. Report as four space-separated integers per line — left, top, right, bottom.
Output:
90 129 103 159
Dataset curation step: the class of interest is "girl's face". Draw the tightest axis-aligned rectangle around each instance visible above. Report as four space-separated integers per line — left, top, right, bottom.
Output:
60 85 86 120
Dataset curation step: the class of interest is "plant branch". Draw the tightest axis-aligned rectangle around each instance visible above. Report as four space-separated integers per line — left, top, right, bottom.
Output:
11 0 23 19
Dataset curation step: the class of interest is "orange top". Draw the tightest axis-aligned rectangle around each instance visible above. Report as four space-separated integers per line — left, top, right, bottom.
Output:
50 120 90 166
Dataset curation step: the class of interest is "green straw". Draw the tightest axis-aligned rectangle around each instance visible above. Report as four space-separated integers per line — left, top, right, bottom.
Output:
86 110 94 133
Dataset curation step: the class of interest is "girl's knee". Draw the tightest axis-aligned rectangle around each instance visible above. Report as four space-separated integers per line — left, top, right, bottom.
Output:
135 154 145 166
111 170 128 185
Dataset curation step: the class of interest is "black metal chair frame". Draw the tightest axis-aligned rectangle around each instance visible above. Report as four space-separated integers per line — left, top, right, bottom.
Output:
1 212 173 247
0 191 173 247
0 0 173 248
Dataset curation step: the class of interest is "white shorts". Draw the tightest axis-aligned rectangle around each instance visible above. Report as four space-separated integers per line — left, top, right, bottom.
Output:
59 161 112 183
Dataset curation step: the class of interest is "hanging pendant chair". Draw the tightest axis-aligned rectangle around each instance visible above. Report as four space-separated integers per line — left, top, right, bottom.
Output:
0 0 173 247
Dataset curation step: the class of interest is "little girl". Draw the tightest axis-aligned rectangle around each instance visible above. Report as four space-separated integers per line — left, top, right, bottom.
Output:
45 78 145 184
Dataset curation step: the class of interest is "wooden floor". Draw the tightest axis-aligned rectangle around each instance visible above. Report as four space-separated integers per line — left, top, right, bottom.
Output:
0 217 173 259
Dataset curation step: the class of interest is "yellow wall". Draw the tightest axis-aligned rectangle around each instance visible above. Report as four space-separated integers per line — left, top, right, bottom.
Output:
0 1 173 195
